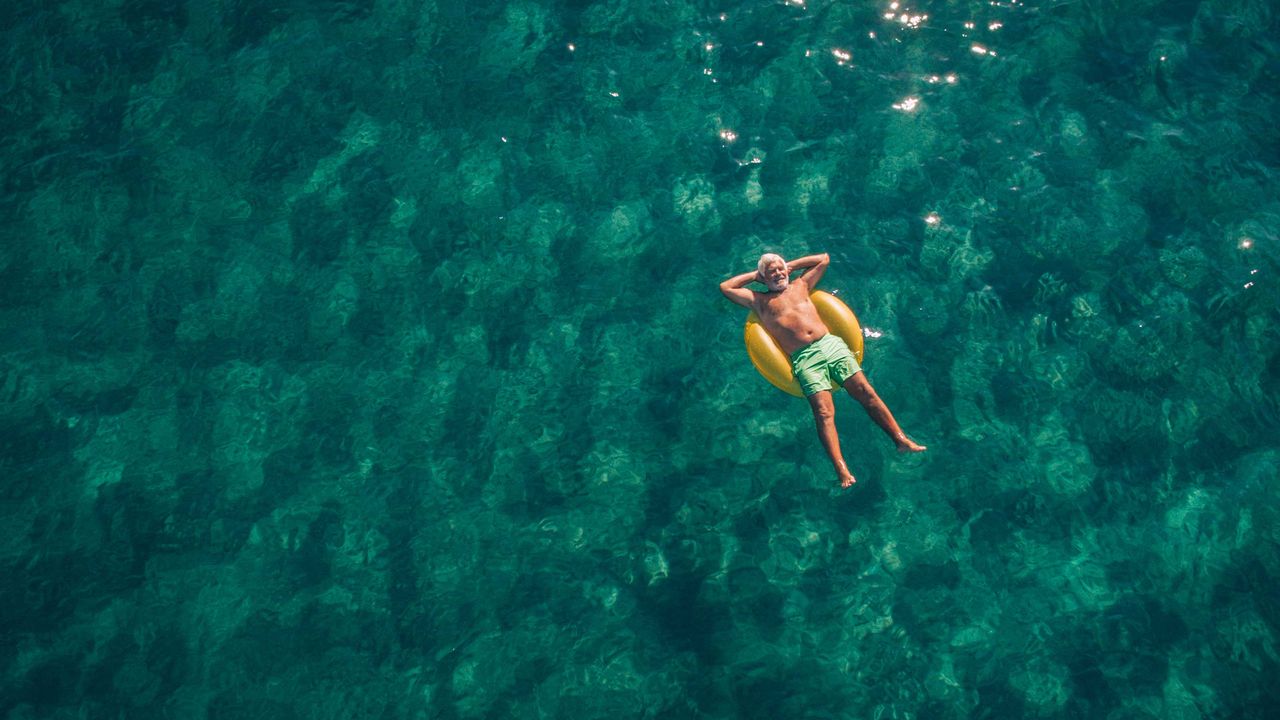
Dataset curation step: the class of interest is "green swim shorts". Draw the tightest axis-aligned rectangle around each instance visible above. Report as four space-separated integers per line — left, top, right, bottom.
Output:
790 334 862 396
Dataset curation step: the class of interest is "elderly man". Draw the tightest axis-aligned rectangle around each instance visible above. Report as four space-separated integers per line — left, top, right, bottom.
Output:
720 252 925 487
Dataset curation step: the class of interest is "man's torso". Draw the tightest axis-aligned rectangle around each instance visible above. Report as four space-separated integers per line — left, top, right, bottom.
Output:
754 282 830 355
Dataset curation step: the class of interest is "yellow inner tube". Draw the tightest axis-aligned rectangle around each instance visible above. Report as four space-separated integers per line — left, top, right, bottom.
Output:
744 291 865 397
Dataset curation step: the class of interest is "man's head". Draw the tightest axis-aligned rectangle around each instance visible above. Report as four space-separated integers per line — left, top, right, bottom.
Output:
757 253 789 291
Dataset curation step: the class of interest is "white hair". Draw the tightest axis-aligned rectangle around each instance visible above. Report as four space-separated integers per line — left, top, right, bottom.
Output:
757 253 786 275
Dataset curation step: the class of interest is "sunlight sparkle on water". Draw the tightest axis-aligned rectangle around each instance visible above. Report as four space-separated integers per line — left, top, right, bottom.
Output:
719 129 738 143
893 97 920 112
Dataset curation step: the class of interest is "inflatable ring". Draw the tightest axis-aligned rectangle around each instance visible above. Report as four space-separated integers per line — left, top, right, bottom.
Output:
744 291 865 397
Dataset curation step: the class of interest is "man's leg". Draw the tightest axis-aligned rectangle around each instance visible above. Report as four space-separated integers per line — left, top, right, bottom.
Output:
842 373 927 453
807 390 857 487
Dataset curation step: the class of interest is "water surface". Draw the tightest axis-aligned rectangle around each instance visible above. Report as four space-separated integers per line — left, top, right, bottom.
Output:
2 0 1278 717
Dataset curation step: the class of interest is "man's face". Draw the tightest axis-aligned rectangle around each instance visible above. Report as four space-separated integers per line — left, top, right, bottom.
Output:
761 260 789 291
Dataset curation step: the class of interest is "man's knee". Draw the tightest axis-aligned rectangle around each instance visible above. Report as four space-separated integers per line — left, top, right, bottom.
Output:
808 393 835 420
845 374 876 403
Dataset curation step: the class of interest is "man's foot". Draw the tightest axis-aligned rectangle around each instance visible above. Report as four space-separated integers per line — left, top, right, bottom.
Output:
896 437 927 453
839 471 857 488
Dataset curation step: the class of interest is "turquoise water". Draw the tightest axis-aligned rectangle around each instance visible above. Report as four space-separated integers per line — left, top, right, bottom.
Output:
2 0 1278 717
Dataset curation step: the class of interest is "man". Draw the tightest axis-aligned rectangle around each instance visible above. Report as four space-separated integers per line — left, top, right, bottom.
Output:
720 252 926 487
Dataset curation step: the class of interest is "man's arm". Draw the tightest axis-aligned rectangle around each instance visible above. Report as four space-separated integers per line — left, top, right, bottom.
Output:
719 269 759 309
789 253 830 289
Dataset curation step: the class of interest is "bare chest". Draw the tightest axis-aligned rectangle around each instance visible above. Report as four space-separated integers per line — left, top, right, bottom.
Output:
758 287 813 319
